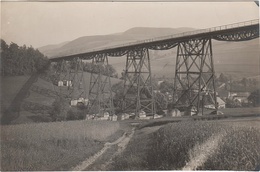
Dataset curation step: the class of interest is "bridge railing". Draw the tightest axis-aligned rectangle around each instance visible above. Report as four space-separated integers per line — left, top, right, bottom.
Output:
148 19 259 42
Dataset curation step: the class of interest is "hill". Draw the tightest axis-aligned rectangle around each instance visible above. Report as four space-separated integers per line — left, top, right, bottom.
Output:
38 41 70 55
38 27 195 58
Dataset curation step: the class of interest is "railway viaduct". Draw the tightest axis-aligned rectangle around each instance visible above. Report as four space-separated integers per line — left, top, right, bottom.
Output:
49 19 259 117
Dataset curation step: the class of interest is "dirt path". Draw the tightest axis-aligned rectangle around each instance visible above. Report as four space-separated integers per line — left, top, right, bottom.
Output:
182 132 226 170
71 128 135 171
95 127 136 171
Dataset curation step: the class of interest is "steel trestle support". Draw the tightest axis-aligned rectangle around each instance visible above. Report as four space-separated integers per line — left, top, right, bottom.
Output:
88 54 115 116
173 38 217 114
68 58 86 100
53 58 86 101
122 48 156 117
54 60 70 98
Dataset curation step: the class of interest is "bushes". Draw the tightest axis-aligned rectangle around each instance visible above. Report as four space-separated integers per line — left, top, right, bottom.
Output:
66 108 86 121
49 97 69 121
248 89 260 107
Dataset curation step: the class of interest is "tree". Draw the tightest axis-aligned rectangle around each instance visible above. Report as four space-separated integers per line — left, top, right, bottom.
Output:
49 97 69 121
248 89 260 107
111 81 124 112
241 78 248 90
1 39 49 76
154 92 168 113
218 73 229 83
159 81 174 94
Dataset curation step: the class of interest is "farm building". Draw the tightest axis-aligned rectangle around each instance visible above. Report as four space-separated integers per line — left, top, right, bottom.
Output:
58 80 72 87
204 97 226 109
70 98 89 106
229 91 250 103
217 97 226 109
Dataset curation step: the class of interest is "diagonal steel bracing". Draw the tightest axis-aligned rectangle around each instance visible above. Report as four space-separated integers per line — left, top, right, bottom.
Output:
173 38 217 114
53 58 87 101
88 54 114 116
54 60 70 98
122 48 155 117
68 58 86 100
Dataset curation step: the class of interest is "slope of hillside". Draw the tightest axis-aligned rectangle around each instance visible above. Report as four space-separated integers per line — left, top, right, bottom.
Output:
38 27 195 58
2 72 121 124
38 41 70 52
1 76 31 113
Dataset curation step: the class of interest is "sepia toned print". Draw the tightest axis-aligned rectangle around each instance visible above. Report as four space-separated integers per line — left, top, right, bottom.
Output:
0 1 259 171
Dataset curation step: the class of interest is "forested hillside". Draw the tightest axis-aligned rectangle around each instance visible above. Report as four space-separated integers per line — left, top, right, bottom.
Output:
1 39 49 76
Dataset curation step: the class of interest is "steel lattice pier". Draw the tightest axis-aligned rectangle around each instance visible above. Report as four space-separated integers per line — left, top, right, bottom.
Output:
173 38 217 114
122 48 156 117
88 54 115 116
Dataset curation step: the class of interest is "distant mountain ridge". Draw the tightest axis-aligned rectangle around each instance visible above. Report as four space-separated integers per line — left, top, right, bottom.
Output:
38 27 195 58
38 41 70 54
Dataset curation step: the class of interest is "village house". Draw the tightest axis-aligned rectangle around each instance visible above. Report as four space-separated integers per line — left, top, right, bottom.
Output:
228 91 250 103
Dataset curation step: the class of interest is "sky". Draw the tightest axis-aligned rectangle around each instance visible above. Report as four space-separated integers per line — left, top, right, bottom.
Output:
1 2 259 48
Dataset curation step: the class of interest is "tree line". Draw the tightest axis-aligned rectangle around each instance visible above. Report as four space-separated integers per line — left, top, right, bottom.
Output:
217 73 258 92
50 60 118 79
1 39 49 76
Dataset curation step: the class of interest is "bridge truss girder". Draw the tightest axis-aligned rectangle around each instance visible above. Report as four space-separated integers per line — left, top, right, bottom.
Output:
173 38 217 114
88 54 115 116
122 48 156 117
213 26 259 41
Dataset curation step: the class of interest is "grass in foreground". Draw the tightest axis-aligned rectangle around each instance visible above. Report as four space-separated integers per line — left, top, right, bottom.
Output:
1 76 30 111
200 124 260 170
109 120 260 171
1 120 120 171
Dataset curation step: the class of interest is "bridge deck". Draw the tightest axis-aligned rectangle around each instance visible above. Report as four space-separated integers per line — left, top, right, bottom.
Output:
50 19 259 62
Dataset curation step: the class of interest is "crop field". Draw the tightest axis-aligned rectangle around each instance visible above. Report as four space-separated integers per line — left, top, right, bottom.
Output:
109 120 260 171
0 120 121 171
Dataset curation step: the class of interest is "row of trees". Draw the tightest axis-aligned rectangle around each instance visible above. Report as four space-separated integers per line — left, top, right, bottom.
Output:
217 73 258 92
1 39 49 76
51 60 118 78
83 62 118 78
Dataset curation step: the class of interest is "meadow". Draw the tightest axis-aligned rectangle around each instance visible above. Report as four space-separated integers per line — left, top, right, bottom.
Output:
0 76 30 112
0 120 120 171
109 120 260 171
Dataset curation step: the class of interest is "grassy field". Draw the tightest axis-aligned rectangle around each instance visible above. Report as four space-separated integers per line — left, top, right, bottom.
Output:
1 76 30 112
109 120 260 171
0 120 121 171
